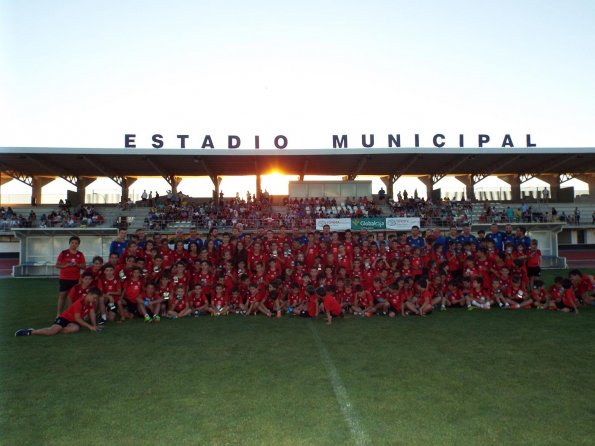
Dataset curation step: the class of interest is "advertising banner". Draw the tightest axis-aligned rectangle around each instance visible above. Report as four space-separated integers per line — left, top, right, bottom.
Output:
350 218 386 230
385 217 421 231
315 218 352 231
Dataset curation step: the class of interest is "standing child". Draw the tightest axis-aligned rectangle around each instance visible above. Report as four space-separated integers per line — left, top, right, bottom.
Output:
526 239 542 289
55 236 86 317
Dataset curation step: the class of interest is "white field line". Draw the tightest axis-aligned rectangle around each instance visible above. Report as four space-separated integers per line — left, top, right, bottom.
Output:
309 322 371 446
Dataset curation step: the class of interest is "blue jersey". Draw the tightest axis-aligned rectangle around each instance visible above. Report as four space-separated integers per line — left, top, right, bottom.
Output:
445 236 458 248
109 240 128 256
485 232 505 252
293 235 308 246
515 235 531 250
503 233 516 247
407 235 425 249
432 235 447 251
456 234 478 248
185 238 203 250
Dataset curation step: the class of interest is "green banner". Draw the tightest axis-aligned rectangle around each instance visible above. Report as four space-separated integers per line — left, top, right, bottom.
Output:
351 218 386 230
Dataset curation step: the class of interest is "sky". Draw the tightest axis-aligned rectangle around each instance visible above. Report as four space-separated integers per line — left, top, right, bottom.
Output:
1 0 593 202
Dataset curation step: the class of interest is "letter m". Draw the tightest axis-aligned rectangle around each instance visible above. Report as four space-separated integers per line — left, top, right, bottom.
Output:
333 135 348 148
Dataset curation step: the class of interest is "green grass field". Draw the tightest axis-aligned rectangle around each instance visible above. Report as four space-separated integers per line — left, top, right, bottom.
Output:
1 271 594 445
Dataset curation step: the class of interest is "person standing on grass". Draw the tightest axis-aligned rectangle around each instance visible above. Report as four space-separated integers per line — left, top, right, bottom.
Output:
16 288 101 337
55 235 86 317
526 239 542 289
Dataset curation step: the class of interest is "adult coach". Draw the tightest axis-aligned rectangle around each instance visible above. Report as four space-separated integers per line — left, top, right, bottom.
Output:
55 236 86 317
110 228 128 256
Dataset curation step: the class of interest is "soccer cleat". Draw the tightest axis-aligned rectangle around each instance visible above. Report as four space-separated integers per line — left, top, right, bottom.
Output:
467 306 475 311
440 305 446 311
153 315 161 323
97 318 106 326
15 328 33 337
144 314 151 322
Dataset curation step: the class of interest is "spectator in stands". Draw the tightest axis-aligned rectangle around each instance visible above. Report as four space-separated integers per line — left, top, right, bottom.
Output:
378 187 386 200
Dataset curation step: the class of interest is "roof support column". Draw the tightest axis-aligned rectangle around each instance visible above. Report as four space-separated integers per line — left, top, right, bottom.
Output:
537 174 560 201
211 176 222 204
380 174 398 199
506 174 522 202
420 175 435 200
115 177 137 203
256 174 262 200
74 177 95 206
165 175 182 195
455 175 476 201
31 177 53 206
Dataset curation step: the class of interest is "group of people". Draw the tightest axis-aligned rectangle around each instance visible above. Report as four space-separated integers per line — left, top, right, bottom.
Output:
146 195 275 231
15 222 595 337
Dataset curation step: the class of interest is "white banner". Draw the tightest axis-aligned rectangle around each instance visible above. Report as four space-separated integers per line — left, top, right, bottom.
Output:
315 218 352 231
385 217 421 231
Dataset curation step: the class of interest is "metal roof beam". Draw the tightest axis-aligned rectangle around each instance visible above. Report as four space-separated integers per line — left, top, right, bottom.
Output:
0 163 34 186
347 155 370 180
432 155 473 183
471 155 521 185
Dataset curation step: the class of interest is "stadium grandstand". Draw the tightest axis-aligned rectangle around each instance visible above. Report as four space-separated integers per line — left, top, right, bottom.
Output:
1 146 594 276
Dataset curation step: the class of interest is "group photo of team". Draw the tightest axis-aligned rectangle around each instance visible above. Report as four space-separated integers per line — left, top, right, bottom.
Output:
15 222 594 337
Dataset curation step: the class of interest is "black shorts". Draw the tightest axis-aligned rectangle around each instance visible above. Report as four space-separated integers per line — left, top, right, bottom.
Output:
125 300 139 315
527 266 541 278
53 317 73 328
59 279 79 292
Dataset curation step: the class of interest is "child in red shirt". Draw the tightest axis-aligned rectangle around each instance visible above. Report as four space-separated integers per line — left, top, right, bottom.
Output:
322 286 343 325
16 288 101 337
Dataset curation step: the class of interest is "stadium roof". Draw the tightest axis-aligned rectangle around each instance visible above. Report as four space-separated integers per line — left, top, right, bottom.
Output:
0 147 594 178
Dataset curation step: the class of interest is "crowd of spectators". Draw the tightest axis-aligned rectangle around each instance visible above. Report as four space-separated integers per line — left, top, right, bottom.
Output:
388 197 472 227
284 197 383 220
0 205 104 230
146 194 277 230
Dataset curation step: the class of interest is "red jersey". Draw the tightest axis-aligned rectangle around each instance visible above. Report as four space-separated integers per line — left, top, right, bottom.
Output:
83 266 103 284
526 249 541 267
370 288 386 303
211 291 229 308
193 271 214 294
323 294 342 316
189 290 207 308
60 298 94 323
387 290 402 311
287 290 304 306
171 271 190 289
307 295 319 317
562 289 577 308
357 291 373 308
57 249 85 280
531 288 547 304
98 276 122 301
68 283 91 304
417 289 433 306
173 291 188 312
123 278 144 303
